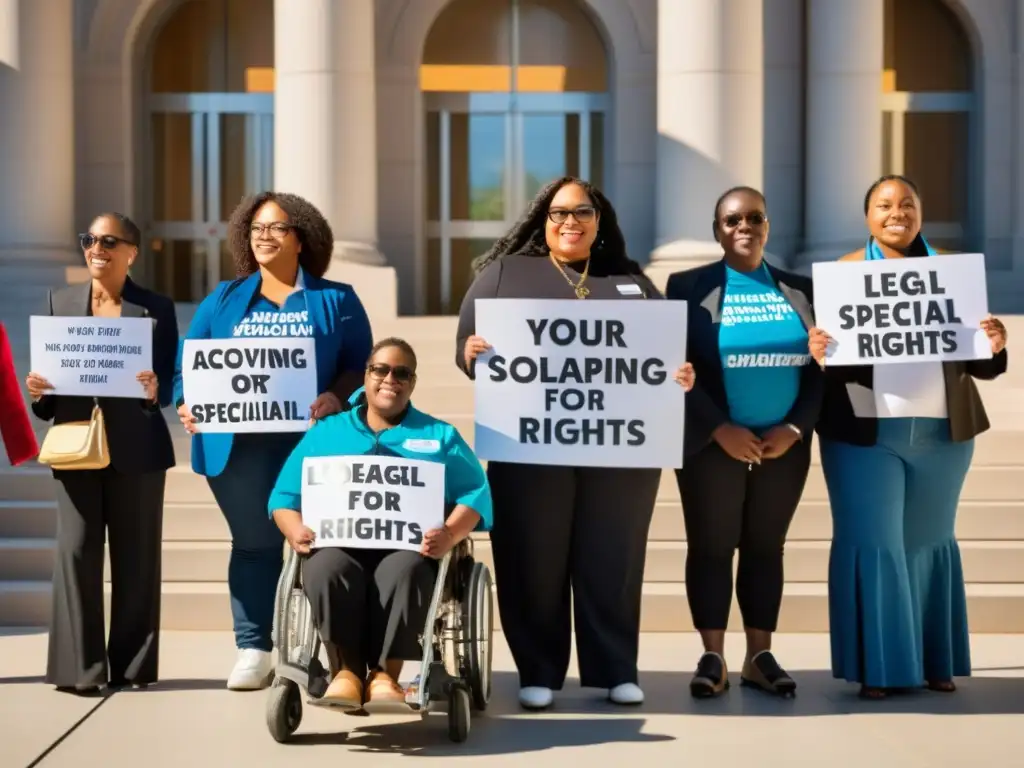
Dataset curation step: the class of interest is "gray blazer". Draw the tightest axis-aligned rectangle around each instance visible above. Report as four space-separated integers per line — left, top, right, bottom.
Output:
31 278 179 473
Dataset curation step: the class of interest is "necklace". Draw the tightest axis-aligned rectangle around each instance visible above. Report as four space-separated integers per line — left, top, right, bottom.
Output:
549 253 591 299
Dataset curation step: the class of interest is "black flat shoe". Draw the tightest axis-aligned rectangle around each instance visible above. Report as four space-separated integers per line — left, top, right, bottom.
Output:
740 650 797 698
55 685 102 697
690 651 729 699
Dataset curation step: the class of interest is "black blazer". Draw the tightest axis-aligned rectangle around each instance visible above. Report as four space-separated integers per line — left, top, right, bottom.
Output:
31 278 179 473
665 259 824 460
816 351 1008 446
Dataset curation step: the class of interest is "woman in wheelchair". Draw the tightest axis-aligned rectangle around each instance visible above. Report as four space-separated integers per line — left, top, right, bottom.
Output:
267 337 493 711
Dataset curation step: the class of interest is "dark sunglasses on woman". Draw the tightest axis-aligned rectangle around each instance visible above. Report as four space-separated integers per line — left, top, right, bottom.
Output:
367 363 416 382
79 233 136 251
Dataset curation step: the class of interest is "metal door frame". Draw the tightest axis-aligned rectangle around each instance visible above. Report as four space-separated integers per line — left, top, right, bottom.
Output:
881 90 975 245
145 92 274 300
424 92 611 312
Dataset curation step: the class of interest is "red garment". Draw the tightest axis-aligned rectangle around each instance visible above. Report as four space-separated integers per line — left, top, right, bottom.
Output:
0 322 38 466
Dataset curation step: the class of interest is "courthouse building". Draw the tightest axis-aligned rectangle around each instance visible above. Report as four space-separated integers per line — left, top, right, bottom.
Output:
2 0 1024 319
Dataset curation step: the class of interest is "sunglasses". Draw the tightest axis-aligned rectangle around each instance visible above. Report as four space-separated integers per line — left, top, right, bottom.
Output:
79 233 136 250
548 206 597 224
721 212 767 228
367 363 416 382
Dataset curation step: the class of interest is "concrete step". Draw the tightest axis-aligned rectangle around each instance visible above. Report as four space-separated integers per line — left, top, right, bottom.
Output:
6 537 1024 588
4 579 1024 633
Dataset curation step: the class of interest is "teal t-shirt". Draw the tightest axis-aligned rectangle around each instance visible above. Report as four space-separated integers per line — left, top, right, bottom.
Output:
718 264 810 430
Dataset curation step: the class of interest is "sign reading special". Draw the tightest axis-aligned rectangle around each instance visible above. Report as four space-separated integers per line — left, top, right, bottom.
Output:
181 337 317 433
473 299 688 468
29 316 153 398
812 252 992 366
301 455 445 553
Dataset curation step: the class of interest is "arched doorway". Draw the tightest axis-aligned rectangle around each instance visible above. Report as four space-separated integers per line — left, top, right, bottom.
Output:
881 0 975 252
144 0 274 303
421 0 610 315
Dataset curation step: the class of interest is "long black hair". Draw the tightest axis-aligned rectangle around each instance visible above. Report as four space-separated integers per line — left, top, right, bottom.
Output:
864 174 929 256
471 176 642 275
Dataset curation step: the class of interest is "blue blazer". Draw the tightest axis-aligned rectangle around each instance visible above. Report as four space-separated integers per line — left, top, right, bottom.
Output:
172 269 374 477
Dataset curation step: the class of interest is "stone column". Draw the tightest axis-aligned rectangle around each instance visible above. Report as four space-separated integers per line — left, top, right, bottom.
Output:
0 0 75 264
274 0 395 314
798 0 884 268
645 0 764 293
0 0 16 69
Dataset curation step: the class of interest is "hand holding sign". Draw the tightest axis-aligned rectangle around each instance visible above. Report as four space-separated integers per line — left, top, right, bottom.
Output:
981 315 1008 355
674 363 695 391
25 372 53 400
136 370 158 402
807 327 831 367
463 335 492 371
177 403 198 434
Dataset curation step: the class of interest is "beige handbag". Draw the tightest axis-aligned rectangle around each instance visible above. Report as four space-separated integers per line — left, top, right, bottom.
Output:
38 398 110 470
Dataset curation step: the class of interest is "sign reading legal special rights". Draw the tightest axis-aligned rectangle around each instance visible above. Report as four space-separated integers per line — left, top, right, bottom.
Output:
812 253 992 366
301 455 446 553
473 299 688 469
181 337 317 433
30 316 154 398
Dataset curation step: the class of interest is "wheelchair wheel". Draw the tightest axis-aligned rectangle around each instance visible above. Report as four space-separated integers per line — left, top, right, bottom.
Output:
463 561 493 711
447 687 471 743
266 678 303 743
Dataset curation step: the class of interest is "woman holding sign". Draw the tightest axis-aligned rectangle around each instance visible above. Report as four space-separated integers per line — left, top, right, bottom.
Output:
809 174 1009 699
665 187 822 699
173 192 374 691
25 212 178 693
268 337 492 708
456 176 695 710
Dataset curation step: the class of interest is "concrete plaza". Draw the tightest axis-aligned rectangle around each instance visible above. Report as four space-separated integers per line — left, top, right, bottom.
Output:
3 631 1022 767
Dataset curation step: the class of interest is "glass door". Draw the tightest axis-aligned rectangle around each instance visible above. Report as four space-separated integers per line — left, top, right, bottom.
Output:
146 93 274 303
424 92 609 315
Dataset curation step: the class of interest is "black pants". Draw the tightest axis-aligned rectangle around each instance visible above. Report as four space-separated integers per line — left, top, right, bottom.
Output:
487 461 660 690
302 547 437 679
46 467 166 688
676 437 812 632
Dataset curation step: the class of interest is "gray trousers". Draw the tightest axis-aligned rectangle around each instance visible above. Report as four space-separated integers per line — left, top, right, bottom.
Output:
486 462 661 690
46 468 165 688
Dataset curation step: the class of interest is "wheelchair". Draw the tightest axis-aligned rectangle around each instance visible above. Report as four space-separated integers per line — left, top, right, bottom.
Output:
265 536 494 744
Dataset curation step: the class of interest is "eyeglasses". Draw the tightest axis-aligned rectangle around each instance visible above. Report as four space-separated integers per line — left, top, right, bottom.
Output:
721 212 767 228
367 363 416 382
250 222 293 238
548 206 597 224
79 233 136 251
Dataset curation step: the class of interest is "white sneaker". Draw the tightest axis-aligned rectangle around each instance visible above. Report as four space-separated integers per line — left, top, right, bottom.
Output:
518 686 553 710
609 682 644 705
226 649 274 691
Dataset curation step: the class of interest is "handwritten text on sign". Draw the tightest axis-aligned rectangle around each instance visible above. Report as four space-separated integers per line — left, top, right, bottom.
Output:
181 338 317 433
812 253 992 366
301 456 445 552
473 299 688 469
29 316 154 398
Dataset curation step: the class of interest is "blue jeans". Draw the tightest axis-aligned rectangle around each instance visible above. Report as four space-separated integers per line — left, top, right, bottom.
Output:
207 433 299 651
820 417 973 688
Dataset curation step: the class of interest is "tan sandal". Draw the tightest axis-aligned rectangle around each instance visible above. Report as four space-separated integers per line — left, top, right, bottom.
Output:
320 669 363 709
363 670 410 713
740 650 797 698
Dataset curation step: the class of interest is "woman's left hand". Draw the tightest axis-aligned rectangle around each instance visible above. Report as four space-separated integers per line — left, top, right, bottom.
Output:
421 526 457 560
981 315 1008 355
309 391 343 422
136 370 158 402
673 363 695 392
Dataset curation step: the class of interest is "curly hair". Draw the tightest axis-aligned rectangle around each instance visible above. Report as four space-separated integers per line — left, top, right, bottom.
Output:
227 192 335 278
471 176 642 275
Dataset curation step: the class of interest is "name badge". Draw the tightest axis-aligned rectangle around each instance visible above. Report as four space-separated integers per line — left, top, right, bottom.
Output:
403 438 441 454
616 283 643 296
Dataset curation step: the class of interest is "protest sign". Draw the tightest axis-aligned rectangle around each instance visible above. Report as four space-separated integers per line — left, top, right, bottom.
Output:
181 338 317 433
473 299 687 468
812 253 992 366
30 316 154 398
301 455 445 552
